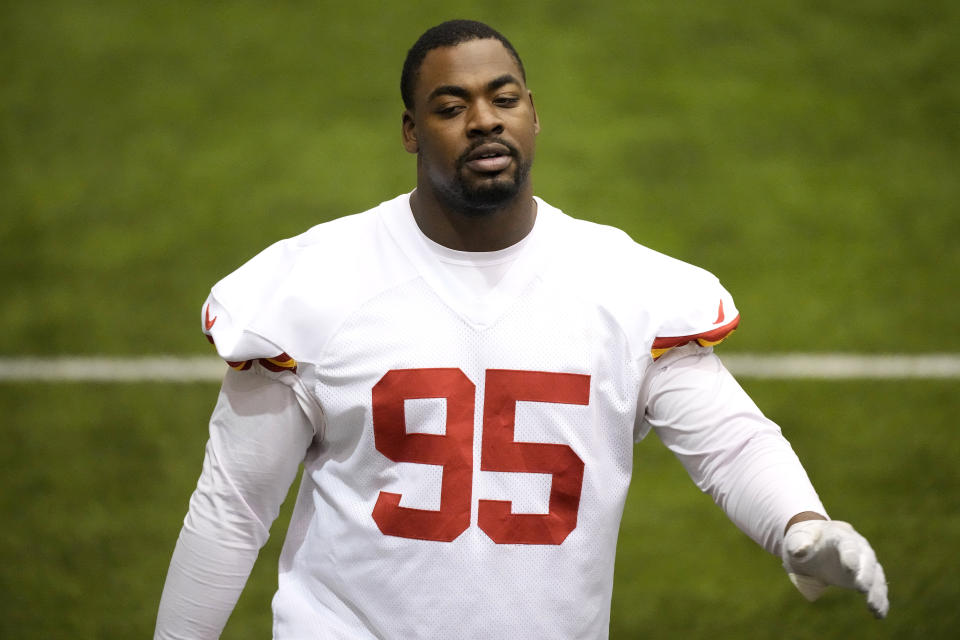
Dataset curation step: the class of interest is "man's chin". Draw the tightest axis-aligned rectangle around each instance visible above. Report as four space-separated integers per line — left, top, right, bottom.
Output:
458 183 520 213
456 169 526 209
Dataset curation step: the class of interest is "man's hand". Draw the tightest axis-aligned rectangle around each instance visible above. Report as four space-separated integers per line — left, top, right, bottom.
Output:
781 519 889 618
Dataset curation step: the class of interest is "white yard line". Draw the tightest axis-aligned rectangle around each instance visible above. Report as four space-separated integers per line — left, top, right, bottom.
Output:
0 356 227 382
721 354 960 379
0 354 959 382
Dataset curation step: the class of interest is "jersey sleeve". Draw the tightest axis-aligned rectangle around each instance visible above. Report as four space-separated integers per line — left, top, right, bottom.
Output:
200 239 301 374
650 269 740 360
202 294 298 374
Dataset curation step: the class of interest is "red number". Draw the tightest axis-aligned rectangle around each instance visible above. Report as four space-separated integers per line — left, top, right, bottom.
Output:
478 370 590 544
371 368 590 545
371 368 475 542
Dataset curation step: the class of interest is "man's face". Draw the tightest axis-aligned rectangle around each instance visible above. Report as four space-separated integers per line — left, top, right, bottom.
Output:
403 38 540 214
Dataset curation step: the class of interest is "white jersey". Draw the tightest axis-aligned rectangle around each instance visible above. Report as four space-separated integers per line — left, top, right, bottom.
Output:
158 193 825 639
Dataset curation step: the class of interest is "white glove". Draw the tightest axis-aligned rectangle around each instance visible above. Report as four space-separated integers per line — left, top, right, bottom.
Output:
781 520 889 618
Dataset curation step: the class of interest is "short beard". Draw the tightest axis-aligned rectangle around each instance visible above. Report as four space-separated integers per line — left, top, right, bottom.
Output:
437 139 532 216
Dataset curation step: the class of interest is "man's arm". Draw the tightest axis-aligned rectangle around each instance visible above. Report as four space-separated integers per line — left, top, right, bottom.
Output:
155 367 315 639
639 345 888 617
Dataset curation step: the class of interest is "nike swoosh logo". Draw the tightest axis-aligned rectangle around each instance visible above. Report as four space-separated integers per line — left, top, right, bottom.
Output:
713 300 725 325
205 304 217 331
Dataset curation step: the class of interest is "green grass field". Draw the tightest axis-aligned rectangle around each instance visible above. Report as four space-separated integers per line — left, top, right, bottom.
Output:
2 0 957 637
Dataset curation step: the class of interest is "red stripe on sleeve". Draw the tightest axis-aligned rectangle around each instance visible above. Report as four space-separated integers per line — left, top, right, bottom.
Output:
652 314 741 351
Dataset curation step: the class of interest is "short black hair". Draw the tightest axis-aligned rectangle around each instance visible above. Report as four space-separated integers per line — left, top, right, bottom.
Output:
400 19 526 110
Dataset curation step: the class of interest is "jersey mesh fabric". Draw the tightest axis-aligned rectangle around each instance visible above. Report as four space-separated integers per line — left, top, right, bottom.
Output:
187 193 820 639
256 198 647 638
272 268 640 637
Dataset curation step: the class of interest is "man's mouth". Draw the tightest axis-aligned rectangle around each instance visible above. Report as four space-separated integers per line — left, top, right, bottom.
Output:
463 142 513 173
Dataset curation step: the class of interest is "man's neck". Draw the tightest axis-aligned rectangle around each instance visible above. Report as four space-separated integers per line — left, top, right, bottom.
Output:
409 186 537 252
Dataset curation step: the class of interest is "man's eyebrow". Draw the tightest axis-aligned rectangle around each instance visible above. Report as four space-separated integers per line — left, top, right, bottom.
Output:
487 74 520 92
427 85 470 102
426 75 522 103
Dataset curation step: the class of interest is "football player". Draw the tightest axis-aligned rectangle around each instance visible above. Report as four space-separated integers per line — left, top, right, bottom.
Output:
155 19 887 639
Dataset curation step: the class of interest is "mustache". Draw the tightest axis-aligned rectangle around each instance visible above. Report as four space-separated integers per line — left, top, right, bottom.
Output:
456 137 519 168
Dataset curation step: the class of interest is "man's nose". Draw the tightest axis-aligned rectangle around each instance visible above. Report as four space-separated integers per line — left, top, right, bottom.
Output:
467 101 504 137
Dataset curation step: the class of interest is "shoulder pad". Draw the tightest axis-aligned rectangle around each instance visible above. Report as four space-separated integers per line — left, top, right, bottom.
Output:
651 273 740 360
202 296 298 374
200 236 302 373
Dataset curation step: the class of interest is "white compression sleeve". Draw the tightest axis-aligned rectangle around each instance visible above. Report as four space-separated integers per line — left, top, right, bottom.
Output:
640 345 827 556
155 367 315 639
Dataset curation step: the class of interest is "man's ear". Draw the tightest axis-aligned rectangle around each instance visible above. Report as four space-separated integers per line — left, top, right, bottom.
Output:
402 110 418 153
529 91 541 135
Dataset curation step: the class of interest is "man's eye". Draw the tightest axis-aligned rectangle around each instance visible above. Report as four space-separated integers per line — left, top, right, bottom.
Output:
495 96 520 107
437 105 465 116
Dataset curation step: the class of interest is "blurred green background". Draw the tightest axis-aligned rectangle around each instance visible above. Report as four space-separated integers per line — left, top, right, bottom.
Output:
1 0 957 637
